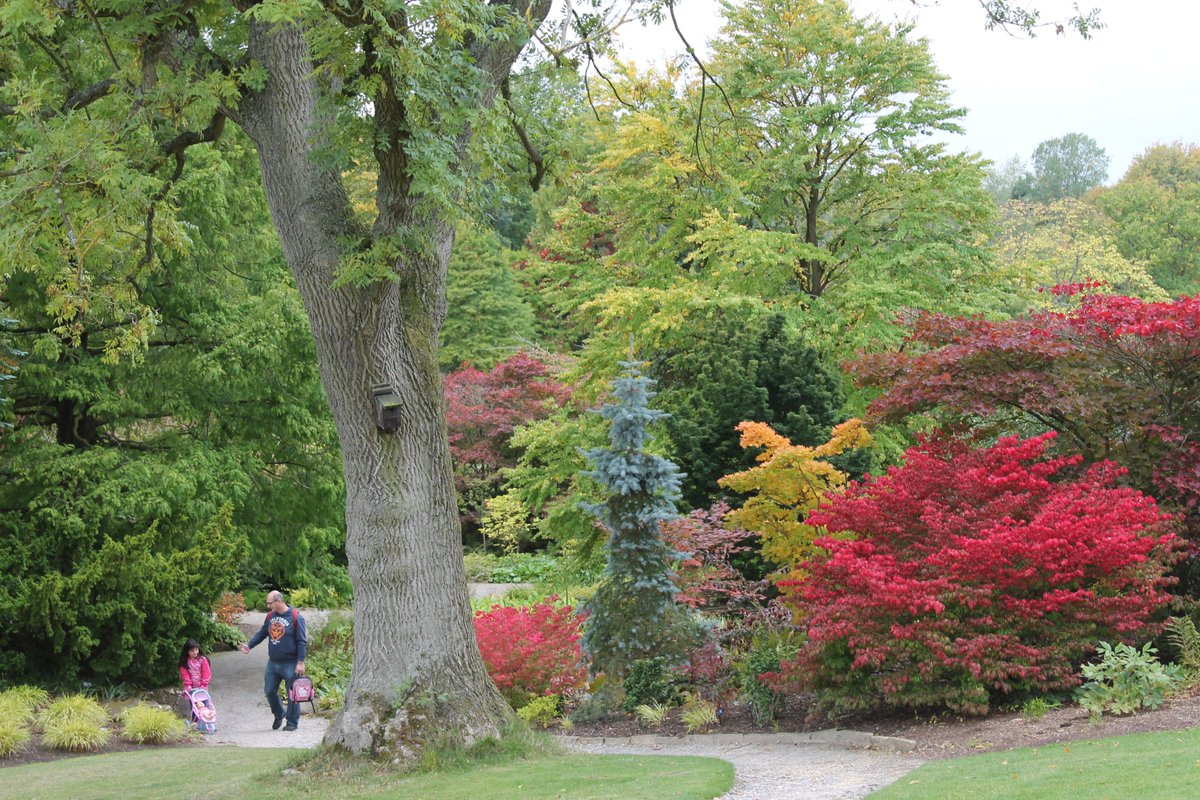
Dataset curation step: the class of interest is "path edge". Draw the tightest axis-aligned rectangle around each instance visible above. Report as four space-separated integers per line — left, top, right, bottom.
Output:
561 729 917 753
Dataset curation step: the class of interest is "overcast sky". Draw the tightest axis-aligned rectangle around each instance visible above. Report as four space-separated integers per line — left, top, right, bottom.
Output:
614 0 1199 184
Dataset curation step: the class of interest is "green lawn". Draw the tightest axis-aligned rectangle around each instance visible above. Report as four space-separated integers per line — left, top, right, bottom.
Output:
2 747 732 800
869 727 1200 800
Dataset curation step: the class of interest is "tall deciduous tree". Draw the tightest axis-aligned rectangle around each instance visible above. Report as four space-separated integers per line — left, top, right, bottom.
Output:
1 0 561 755
527 0 996 364
1097 142 1200 294
702 0 991 300
990 199 1166 305
1028 132 1110 201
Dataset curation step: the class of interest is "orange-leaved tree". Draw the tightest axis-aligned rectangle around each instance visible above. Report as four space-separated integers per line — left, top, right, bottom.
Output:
718 420 871 594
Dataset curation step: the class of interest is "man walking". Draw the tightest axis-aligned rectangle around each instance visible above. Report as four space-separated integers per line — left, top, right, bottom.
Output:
239 590 307 731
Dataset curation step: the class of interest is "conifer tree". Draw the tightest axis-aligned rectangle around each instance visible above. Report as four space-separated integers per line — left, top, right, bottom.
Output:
581 361 693 676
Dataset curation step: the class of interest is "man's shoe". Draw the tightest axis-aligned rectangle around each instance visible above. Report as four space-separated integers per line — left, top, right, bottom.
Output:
272 717 284 730
283 723 298 732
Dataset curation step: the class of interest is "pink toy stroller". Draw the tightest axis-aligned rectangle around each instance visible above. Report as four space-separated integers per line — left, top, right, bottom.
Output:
181 687 218 734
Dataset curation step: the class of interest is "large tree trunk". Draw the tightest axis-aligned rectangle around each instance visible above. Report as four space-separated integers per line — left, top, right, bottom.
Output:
237 20 511 759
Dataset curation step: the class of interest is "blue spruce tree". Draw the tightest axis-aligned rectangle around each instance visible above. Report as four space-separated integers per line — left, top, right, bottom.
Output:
581 361 694 677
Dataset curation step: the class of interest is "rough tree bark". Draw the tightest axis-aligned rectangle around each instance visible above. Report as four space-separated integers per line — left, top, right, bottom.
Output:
232 6 546 758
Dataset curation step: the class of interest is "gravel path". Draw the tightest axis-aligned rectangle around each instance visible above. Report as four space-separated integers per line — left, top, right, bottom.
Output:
199 610 330 750
564 735 923 800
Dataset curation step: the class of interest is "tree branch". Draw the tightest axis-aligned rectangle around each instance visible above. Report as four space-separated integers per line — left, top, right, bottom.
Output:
667 0 737 167
500 76 547 191
60 79 118 115
80 0 124 75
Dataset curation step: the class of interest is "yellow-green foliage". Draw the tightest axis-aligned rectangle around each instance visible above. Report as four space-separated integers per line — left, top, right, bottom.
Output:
633 701 670 728
516 695 559 729
680 697 718 734
0 720 31 758
42 719 110 752
288 587 313 608
35 694 109 732
992 199 1167 304
719 420 871 577
479 493 532 554
0 696 35 726
1 685 50 716
120 704 184 744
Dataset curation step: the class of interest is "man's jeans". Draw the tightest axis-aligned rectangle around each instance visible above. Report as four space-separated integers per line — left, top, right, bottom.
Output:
264 659 299 727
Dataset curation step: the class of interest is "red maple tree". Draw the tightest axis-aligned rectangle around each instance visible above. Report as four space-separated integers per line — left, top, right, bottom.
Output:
773 432 1179 715
851 293 1200 542
660 502 771 623
443 352 572 538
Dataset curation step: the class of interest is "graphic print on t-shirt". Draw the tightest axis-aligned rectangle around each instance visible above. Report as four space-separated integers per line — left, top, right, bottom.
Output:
269 616 287 642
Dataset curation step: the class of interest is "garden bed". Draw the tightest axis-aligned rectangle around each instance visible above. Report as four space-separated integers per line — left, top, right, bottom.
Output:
565 690 1200 760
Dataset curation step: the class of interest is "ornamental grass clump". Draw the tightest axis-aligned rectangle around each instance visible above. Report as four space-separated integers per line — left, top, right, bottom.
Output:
35 695 109 732
0 695 34 727
42 719 110 752
0 720 31 758
120 704 184 744
0 686 50 721
633 701 670 728
680 696 718 733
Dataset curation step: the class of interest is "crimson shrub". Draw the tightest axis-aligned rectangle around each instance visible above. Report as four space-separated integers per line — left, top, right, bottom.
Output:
775 433 1179 714
473 599 587 707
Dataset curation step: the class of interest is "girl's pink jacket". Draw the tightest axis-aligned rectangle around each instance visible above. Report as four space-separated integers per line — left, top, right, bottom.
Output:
180 656 212 690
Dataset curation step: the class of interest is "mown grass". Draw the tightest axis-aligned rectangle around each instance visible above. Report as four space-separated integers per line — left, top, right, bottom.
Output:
869 727 1200 800
2 747 732 800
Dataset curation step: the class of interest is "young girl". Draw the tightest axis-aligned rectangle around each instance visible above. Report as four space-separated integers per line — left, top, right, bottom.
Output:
178 639 212 690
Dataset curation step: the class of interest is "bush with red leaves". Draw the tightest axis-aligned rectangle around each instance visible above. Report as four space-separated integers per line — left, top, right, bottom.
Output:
772 432 1180 715
661 503 770 623
473 599 587 707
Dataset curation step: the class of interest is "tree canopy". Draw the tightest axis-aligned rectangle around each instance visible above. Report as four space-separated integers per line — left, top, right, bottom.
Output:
1097 142 1200 294
1028 132 1110 201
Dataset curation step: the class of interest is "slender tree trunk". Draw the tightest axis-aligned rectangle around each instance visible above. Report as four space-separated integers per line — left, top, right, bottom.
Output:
237 20 510 759
802 194 825 298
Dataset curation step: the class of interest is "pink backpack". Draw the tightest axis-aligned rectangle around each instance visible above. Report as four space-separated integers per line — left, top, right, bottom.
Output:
289 676 316 711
